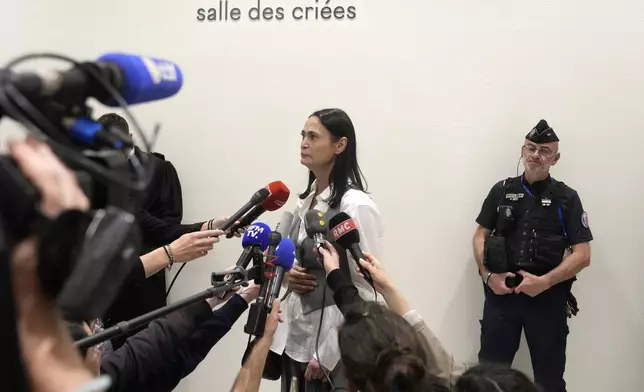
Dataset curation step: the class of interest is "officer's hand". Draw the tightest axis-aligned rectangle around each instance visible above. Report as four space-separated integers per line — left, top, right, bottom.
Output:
515 270 551 297
488 272 515 295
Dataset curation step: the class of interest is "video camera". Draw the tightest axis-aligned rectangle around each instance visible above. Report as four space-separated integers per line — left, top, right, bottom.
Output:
0 51 182 390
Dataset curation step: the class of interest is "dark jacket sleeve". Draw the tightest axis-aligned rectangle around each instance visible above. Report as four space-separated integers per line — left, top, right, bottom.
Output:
327 269 365 316
136 209 204 248
140 295 250 392
175 294 249 378
100 300 212 392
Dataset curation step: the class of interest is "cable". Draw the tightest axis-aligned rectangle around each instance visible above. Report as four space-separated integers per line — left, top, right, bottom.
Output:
312 256 371 392
165 263 186 298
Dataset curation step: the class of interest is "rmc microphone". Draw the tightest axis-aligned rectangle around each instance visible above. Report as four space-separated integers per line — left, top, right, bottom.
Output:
226 181 290 238
329 212 373 285
3 53 183 107
217 187 271 232
304 209 328 250
216 222 271 299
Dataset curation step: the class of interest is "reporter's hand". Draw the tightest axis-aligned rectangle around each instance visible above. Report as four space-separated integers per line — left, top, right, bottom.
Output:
170 229 224 262
286 266 317 294
487 272 515 295
357 252 395 294
202 216 245 238
237 282 261 304
8 137 89 218
263 299 282 339
317 241 340 274
12 238 96 392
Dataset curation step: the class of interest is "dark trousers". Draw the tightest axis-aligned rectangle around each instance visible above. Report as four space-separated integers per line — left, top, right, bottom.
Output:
478 283 571 392
280 355 348 392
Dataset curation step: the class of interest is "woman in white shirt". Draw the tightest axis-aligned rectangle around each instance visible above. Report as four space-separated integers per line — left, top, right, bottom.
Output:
278 108 384 391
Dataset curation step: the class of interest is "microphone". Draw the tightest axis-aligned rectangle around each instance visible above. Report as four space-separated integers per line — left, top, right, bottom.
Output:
275 211 295 239
226 181 290 238
260 231 282 286
217 187 271 232
266 238 296 307
5 53 183 107
329 212 373 285
244 237 295 337
216 222 271 299
304 209 328 250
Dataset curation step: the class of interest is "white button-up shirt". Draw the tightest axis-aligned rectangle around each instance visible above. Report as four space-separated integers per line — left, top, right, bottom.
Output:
270 181 385 371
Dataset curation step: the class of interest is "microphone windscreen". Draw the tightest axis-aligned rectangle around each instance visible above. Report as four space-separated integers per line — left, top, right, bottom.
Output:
274 238 296 270
97 53 183 106
304 209 328 237
276 212 294 237
329 212 361 248
261 181 290 211
241 222 271 251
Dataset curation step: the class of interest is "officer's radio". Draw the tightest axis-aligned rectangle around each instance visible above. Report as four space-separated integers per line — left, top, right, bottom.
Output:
495 205 515 234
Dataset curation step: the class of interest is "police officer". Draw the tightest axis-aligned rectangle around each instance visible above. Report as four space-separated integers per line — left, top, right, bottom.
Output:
472 119 593 392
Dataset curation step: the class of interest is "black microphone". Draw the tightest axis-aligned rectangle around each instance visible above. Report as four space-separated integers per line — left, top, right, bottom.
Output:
329 212 373 285
304 209 328 250
217 187 270 232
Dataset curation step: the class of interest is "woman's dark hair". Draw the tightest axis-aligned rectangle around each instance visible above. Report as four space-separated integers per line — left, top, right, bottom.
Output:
299 108 367 209
338 302 448 392
454 364 541 392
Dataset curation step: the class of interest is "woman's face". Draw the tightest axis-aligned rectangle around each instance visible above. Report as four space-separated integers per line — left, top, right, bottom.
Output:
300 116 346 170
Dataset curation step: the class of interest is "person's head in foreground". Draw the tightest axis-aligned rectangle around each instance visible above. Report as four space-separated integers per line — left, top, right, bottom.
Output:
521 119 560 180
337 302 449 392
454 364 541 392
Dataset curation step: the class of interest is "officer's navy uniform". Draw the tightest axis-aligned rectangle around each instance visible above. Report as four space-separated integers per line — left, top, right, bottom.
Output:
475 121 593 392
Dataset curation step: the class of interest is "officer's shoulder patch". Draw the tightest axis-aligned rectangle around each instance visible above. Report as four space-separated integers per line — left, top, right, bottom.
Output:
581 211 589 229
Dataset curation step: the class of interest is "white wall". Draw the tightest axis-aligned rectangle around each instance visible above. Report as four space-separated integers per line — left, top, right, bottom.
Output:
2 0 643 391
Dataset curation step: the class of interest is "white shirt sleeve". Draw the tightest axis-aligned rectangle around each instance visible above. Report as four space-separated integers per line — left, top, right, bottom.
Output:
348 203 385 261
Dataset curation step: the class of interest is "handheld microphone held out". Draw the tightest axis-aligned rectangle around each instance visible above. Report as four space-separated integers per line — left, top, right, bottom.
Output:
304 209 328 250
3 52 183 108
226 181 290 238
260 231 282 286
267 238 296 307
215 222 271 299
217 187 271 232
244 237 296 337
329 212 373 285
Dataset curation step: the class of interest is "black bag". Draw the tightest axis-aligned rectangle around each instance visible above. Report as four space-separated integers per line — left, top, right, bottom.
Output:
483 235 509 274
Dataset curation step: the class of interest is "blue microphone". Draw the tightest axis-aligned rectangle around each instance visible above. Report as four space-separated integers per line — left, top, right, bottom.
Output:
96 52 183 106
266 238 296 307
218 222 271 299
241 222 271 251
5 52 183 107
3 52 183 148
